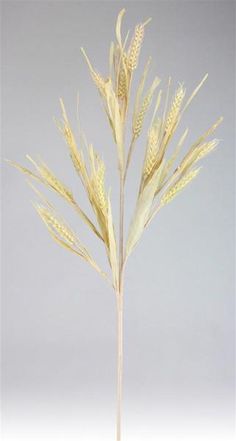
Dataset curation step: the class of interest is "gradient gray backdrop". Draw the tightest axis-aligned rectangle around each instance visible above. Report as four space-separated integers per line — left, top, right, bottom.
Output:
2 1 235 440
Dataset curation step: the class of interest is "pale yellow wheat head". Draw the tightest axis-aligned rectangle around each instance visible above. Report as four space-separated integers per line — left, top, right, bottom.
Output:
143 119 161 181
161 168 201 206
127 19 151 71
165 84 186 135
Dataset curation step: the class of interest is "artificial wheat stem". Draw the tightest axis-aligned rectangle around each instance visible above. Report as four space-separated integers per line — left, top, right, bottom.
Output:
124 135 136 182
116 284 124 441
119 173 125 277
117 173 124 440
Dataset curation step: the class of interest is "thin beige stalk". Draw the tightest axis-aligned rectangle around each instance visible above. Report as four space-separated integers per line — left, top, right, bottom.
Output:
117 153 125 441
124 135 136 182
116 280 124 441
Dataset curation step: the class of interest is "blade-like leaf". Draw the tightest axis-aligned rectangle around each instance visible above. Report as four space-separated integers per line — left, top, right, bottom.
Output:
107 196 119 290
116 8 126 48
126 163 164 257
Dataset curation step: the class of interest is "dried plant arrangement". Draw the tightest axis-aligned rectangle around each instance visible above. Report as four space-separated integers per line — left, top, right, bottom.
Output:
9 9 223 441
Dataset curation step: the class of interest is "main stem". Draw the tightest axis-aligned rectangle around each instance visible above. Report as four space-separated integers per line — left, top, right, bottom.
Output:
116 171 125 441
116 285 123 441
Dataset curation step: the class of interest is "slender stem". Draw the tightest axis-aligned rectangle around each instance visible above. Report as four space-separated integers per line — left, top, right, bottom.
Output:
124 136 135 183
116 287 123 441
119 172 125 281
115 66 134 441
117 165 125 440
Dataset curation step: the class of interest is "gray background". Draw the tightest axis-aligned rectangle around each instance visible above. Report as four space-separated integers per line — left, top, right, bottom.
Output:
2 1 235 440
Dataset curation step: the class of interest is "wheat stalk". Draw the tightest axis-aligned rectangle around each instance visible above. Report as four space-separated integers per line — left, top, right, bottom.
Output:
9 9 223 441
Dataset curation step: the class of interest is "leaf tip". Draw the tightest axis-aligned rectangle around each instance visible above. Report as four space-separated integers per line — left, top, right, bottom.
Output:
143 17 152 27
